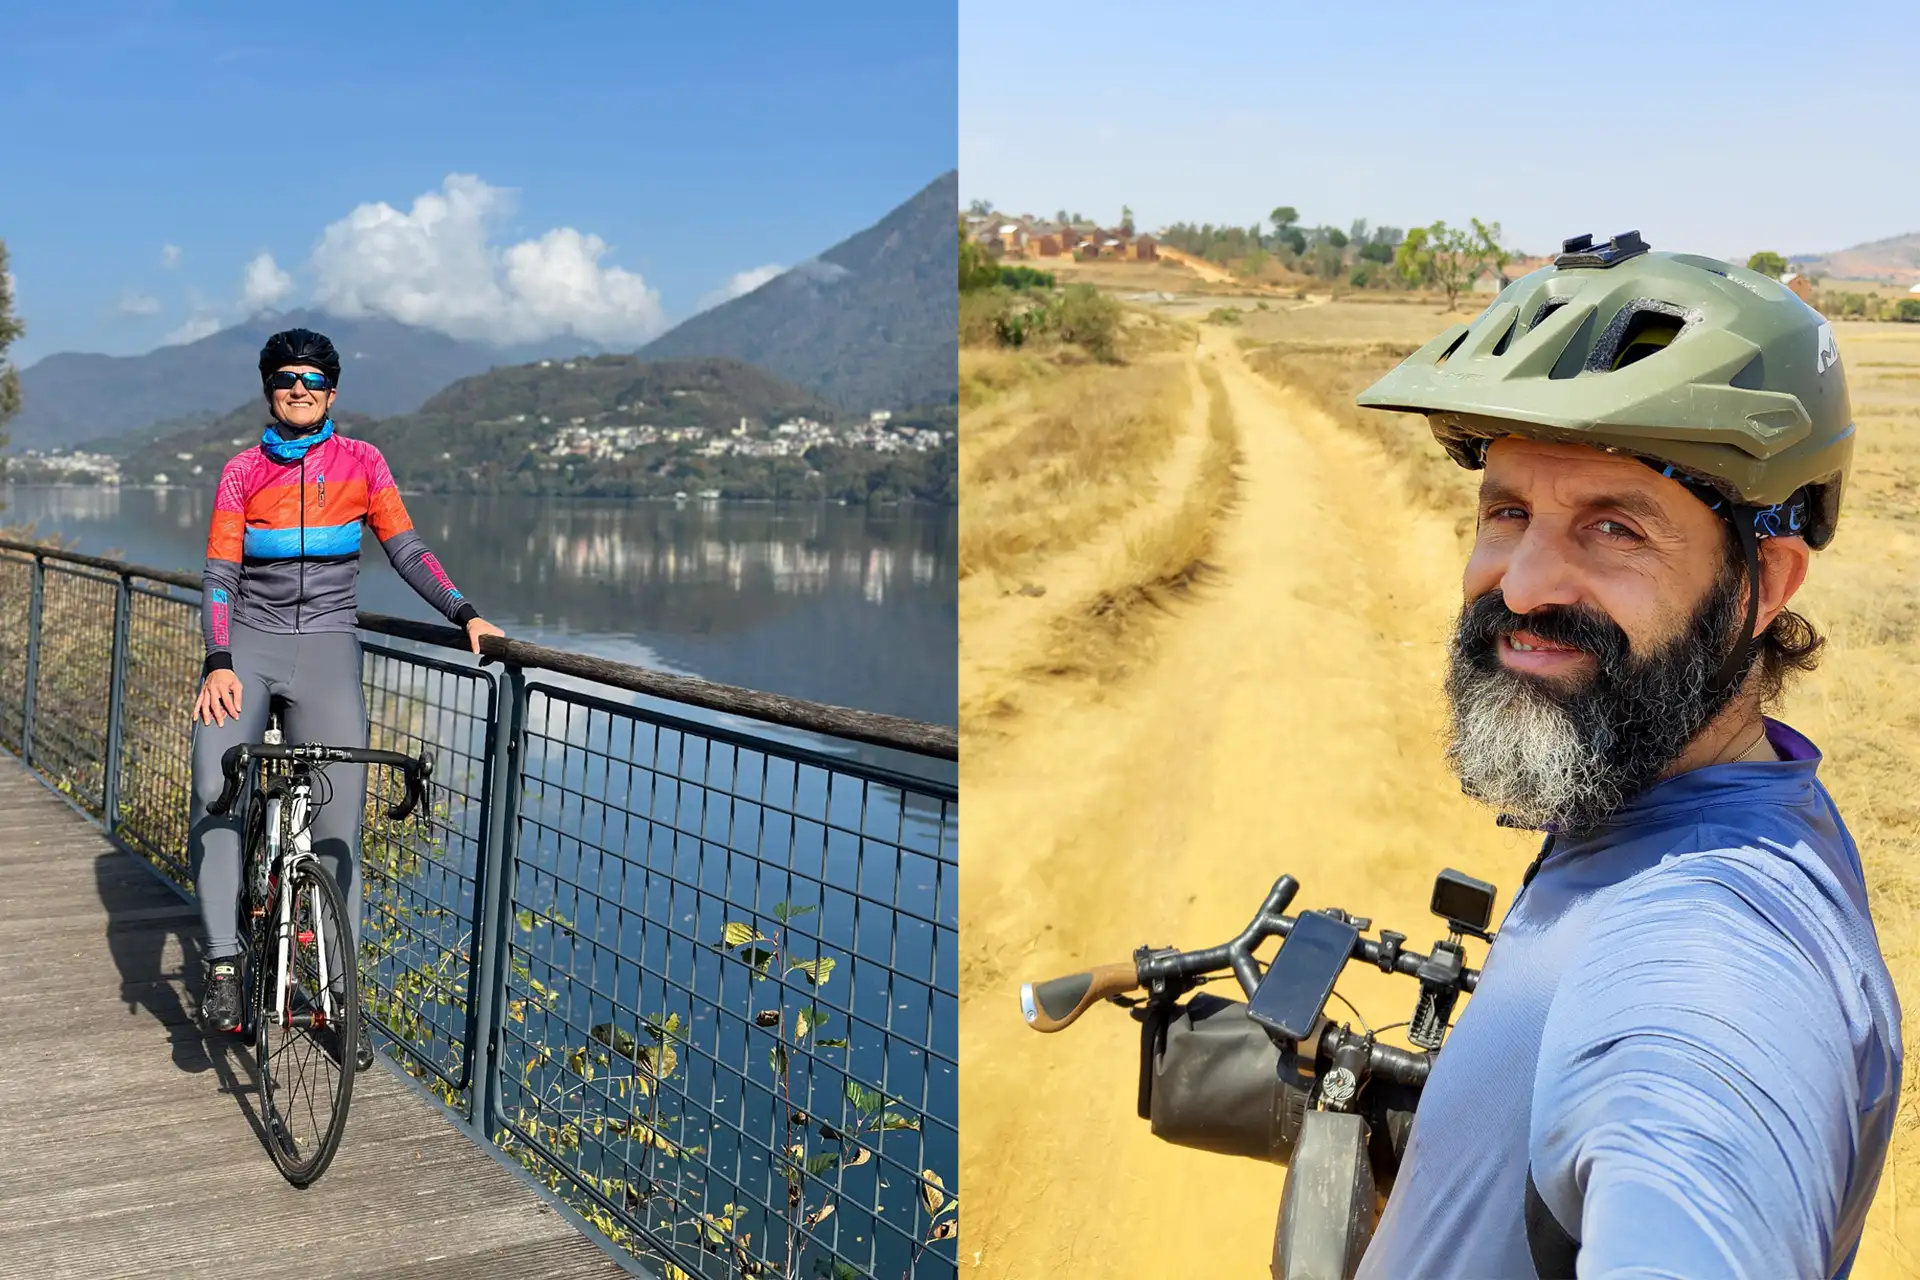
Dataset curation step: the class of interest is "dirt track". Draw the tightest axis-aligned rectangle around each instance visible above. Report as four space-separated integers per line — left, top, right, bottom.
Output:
959 330 1538 1276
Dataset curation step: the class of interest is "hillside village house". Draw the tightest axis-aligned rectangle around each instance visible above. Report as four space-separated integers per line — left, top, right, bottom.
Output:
1780 273 1815 302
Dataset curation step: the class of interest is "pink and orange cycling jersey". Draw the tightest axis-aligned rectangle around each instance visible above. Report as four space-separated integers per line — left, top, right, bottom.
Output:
201 428 475 672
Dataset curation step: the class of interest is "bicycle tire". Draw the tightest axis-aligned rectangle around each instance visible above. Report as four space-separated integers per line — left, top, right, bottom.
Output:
252 856 360 1187
1270 1109 1377 1280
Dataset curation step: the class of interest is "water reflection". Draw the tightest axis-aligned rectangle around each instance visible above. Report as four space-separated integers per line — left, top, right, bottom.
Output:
1 485 957 725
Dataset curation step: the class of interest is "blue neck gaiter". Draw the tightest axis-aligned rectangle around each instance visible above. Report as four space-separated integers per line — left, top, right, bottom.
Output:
262 416 335 463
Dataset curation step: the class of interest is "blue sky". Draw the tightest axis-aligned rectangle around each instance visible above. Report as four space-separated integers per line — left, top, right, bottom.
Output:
962 0 1918 267
1 0 956 365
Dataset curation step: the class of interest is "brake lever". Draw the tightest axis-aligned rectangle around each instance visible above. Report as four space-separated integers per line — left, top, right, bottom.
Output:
385 753 436 824
208 745 251 816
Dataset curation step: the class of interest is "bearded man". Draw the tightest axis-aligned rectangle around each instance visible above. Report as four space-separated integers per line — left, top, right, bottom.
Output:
1352 234 1902 1279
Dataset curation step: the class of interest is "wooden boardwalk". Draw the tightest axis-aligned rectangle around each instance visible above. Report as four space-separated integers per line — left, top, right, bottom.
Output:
0 754 632 1279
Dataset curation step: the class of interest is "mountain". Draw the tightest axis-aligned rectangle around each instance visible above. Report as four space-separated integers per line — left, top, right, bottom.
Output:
637 171 958 413
7 308 603 454
1789 232 1920 283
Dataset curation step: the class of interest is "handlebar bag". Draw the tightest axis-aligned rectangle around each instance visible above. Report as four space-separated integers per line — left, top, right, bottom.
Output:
1138 993 1309 1164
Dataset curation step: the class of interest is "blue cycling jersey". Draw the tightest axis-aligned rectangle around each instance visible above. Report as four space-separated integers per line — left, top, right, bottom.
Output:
1357 719 1902 1279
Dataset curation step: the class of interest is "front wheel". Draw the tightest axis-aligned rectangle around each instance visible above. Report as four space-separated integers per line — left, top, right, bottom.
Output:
252 858 359 1186
1271 1109 1378 1280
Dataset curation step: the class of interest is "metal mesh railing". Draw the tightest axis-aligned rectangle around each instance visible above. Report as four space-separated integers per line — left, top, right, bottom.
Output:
0 539 959 1280
495 685 958 1279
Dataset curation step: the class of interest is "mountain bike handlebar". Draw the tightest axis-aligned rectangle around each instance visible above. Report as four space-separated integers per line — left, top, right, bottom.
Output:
1019 873 1481 1033
208 742 434 821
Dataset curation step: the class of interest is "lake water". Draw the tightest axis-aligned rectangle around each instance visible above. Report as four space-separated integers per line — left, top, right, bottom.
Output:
0 484 957 728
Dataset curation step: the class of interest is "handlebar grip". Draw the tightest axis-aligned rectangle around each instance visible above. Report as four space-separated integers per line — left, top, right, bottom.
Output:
1019 961 1141 1033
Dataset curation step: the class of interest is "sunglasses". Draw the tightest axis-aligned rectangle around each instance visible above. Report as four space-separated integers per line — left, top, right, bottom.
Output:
267 370 333 393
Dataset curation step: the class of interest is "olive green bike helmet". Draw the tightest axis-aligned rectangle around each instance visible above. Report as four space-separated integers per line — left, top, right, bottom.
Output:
1357 231 1852 550
1358 231 1856 697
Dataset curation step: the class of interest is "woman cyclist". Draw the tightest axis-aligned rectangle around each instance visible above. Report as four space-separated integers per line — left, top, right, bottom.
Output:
188 327 505 1069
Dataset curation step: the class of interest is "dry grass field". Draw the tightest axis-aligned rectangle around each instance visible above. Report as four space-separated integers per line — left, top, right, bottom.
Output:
960 292 1920 1278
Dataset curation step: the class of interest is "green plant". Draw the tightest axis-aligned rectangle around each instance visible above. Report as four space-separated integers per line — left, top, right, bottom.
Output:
958 220 1000 293
710 905 958 1279
0 238 23 493
1051 284 1121 362
998 265 1056 291
1897 298 1920 323
1747 250 1789 279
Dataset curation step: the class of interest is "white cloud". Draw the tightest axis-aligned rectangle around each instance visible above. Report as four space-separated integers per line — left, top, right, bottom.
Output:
239 251 294 312
309 173 666 346
163 316 221 346
697 263 786 312
116 291 161 317
160 243 182 269
791 258 850 285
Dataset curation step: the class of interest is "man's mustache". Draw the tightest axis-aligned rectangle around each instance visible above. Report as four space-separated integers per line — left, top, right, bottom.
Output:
1457 590 1632 671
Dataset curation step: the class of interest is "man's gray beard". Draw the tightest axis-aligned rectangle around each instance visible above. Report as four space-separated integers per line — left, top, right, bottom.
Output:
1445 669 1626 831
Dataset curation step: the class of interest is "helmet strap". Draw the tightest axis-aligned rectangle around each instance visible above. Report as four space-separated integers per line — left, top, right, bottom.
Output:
1706 508 1762 702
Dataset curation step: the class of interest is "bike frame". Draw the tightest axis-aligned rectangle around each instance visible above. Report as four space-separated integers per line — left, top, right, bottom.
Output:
256 720 340 1034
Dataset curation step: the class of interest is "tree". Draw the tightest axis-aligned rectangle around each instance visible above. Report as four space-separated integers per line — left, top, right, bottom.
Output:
1350 219 1370 249
1747 250 1790 279
967 198 995 217
957 219 1000 293
1323 226 1350 250
1270 206 1300 235
1120 204 1135 237
0 239 22 467
1397 218 1510 311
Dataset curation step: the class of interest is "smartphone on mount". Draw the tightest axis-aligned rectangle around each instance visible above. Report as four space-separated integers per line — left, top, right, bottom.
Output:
1245 909 1361 1041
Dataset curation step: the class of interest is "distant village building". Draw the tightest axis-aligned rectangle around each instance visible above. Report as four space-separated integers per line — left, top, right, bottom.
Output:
966 212 1158 265
1780 273 1815 302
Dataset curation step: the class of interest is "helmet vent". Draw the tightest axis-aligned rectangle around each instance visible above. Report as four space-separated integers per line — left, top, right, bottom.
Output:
1434 329 1471 369
1527 298 1570 334
1547 309 1599 381
1490 316 1520 357
1591 300 1693 373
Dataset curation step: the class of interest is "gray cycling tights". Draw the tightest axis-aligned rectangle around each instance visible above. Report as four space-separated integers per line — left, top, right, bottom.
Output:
188 623 368 961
